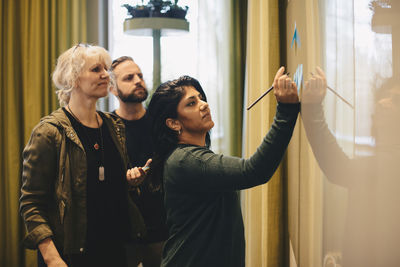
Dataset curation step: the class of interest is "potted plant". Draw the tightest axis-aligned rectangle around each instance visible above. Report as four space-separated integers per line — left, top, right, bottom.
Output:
123 0 188 20
369 0 393 34
166 0 188 20
148 0 171 17
123 1 150 18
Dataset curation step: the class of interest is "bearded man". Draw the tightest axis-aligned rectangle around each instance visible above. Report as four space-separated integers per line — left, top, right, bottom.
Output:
110 56 168 267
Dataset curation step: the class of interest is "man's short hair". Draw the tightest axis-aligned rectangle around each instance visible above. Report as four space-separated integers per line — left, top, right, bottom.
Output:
110 56 134 72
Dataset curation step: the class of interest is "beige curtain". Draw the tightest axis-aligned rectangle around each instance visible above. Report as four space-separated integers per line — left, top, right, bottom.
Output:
0 1 87 266
285 0 323 266
242 0 286 266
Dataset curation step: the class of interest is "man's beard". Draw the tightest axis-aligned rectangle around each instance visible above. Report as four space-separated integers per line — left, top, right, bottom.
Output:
117 87 148 103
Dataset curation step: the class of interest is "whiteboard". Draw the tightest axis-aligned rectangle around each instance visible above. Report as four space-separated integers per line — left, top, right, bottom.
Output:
286 0 400 266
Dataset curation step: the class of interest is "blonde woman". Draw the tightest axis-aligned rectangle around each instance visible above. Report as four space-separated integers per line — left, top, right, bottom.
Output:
20 44 146 267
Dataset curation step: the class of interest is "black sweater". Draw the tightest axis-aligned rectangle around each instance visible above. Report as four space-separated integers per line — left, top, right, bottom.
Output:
161 103 300 267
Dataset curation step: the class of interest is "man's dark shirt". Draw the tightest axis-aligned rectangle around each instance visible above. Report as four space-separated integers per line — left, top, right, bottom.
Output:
113 110 168 243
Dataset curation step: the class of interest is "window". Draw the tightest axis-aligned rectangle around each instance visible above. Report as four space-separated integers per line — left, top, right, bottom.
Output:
108 0 232 153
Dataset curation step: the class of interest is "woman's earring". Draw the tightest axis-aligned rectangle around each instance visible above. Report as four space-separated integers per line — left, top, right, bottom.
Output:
178 129 181 135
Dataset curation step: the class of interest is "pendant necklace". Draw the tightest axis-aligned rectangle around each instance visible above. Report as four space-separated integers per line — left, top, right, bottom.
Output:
67 105 105 181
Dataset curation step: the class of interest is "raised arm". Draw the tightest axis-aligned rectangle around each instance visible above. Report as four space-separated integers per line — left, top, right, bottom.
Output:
165 102 300 192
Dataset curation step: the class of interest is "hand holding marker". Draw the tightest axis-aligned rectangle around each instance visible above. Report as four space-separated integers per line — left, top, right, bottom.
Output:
247 72 290 110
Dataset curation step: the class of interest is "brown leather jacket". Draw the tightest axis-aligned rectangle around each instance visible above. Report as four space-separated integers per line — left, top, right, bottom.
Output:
19 108 146 255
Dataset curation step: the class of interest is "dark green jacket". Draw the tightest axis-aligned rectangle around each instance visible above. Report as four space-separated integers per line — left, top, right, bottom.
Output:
161 103 300 267
19 108 146 255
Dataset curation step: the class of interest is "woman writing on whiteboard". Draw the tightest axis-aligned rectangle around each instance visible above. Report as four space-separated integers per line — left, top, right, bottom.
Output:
147 67 299 266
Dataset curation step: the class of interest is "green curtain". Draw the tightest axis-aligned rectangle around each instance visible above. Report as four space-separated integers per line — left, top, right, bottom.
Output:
228 0 247 157
0 1 87 266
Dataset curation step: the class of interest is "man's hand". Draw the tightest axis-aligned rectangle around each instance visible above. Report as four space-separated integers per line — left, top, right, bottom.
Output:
273 66 299 103
126 158 152 187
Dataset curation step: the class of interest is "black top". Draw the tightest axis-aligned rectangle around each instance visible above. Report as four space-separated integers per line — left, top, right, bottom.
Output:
63 108 130 249
161 103 300 267
113 110 168 243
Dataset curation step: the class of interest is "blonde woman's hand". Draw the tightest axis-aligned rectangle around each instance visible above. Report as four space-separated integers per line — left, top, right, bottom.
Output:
126 158 152 187
273 66 299 103
47 258 68 267
38 238 68 267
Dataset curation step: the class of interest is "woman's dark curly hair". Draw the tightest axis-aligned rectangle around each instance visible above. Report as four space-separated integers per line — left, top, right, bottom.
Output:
147 76 211 191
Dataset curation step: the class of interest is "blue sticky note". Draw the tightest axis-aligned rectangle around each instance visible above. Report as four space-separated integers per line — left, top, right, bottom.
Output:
293 64 303 93
291 22 301 49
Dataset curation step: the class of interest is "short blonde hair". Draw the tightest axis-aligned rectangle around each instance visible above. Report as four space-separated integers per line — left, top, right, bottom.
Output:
52 43 112 106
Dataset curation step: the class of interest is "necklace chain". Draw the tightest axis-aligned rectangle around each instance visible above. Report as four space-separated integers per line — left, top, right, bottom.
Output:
67 104 106 181
67 104 105 162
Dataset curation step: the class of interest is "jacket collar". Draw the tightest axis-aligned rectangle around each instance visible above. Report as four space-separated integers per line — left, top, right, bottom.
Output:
40 108 126 155
41 108 84 150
